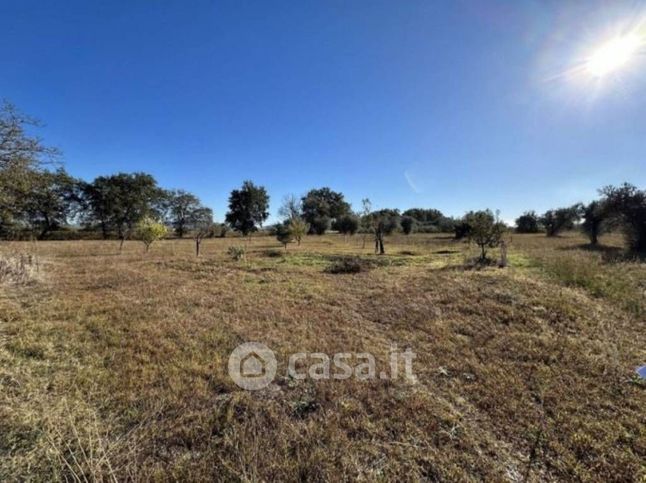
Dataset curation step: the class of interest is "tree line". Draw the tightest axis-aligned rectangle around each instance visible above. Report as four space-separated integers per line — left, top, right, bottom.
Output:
1 101 645 256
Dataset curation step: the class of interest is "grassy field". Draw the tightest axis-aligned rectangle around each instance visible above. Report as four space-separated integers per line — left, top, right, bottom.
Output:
1 233 645 481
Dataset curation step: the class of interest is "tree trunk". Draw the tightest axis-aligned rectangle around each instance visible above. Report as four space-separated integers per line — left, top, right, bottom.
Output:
195 239 201 257
590 231 598 246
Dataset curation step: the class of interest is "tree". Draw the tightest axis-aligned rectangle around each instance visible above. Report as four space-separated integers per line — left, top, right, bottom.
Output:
191 207 214 257
400 216 415 235
81 173 164 248
515 211 541 233
581 201 607 246
301 187 351 235
168 190 202 238
278 194 302 220
360 198 372 249
540 206 581 237
135 216 167 252
601 183 646 252
0 101 59 172
464 210 506 261
275 222 294 249
225 181 270 236
370 209 400 234
366 210 399 255
287 217 308 245
333 214 359 236
454 220 472 240
0 101 61 237
22 168 81 239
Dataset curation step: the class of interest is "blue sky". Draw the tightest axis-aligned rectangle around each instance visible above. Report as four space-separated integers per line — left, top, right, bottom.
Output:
2 0 646 223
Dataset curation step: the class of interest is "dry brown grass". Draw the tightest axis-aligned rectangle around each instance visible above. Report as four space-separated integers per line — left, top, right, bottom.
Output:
1 233 645 481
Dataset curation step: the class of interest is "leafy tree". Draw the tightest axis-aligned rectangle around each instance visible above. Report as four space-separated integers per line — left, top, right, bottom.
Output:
366 210 399 255
22 168 81 239
370 209 400 234
301 187 351 235
454 220 471 240
135 216 167 252
287 217 308 245
402 208 444 224
400 216 415 235
275 222 294 249
168 190 202 238
225 181 270 236
333 214 360 236
81 173 164 247
308 215 331 235
601 183 646 252
464 210 506 261
0 101 61 237
581 201 607 246
437 216 456 234
515 211 541 233
540 206 581 237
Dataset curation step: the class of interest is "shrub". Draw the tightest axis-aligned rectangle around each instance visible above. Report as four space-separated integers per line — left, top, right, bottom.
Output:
134 216 167 252
325 257 363 274
287 217 308 245
227 245 246 261
275 222 294 249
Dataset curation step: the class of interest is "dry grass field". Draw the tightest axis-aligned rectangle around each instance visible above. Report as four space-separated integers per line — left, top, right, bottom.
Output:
1 233 645 481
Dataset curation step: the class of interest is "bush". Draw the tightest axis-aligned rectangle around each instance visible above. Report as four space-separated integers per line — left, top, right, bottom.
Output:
287 217 308 245
227 245 246 261
325 257 363 274
275 222 294 249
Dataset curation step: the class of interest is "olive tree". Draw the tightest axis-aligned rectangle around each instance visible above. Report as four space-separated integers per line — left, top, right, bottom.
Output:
463 210 506 261
601 183 646 252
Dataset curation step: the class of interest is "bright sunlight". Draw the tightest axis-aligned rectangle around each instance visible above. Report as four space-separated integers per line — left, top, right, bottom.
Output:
586 34 641 77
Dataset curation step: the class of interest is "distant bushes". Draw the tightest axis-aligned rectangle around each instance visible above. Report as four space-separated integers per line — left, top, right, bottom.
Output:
515 211 541 233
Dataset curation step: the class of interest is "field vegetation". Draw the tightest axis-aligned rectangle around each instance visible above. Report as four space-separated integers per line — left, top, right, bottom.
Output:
1 232 644 481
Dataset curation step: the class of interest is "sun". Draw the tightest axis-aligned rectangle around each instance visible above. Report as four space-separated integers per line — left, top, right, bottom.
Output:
586 34 641 77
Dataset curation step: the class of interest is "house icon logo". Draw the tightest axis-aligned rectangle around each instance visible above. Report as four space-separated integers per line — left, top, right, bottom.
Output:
228 342 277 390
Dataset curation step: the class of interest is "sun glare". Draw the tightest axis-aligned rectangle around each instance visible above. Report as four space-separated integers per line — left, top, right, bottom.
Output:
586 34 641 77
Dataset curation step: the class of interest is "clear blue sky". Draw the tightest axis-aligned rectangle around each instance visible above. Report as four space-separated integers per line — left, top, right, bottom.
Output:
2 0 645 223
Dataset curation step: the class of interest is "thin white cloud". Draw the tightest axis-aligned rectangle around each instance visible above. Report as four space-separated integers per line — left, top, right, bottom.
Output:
404 170 422 193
